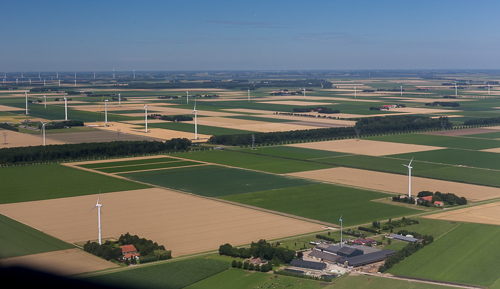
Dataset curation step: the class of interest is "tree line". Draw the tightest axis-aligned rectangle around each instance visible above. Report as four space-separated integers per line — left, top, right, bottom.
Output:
219 239 295 265
464 117 500 126
378 233 434 272
118 232 171 260
292 106 340 114
209 116 452 146
0 138 191 165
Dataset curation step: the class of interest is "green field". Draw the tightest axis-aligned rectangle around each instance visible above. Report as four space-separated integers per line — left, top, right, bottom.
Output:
96 160 200 173
120 165 314 197
388 222 500 287
0 214 73 258
239 146 348 160
86 258 229 289
0 164 150 204
79 157 178 169
366 133 500 150
221 184 422 226
173 150 334 173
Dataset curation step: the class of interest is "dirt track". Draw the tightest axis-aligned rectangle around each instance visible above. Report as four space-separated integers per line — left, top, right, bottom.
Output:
0 188 322 257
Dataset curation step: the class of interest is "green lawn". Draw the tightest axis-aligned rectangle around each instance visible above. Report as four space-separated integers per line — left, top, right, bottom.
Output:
0 164 150 204
173 150 334 174
79 156 178 169
86 258 229 289
388 222 500 287
221 184 421 226
0 214 73 258
120 165 314 197
96 160 200 173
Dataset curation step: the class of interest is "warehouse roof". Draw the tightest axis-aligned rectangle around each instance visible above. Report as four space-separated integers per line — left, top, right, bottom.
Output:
290 259 327 271
389 234 419 243
308 250 342 263
340 250 395 267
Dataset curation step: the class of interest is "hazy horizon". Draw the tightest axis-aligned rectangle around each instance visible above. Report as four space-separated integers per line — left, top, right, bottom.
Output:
2 0 499 71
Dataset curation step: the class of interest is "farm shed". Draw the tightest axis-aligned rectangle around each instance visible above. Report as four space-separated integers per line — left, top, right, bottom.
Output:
339 249 395 267
308 250 342 263
290 259 327 271
389 234 419 243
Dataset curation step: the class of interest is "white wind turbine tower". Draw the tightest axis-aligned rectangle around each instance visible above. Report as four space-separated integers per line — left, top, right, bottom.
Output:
133 69 135 79
104 100 108 126
144 104 148 133
89 191 103 245
488 84 491 95
25 91 28 115
44 95 46 109
192 100 198 140
186 91 189 104
354 86 357 99
64 94 68 120
303 88 306 99
400 85 403 96
41 121 46 146
403 157 414 198
118 93 121 106
339 215 343 248
247 89 250 101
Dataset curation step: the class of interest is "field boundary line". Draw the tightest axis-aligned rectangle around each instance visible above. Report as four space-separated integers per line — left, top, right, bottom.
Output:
435 222 462 241
112 163 207 174
89 159 182 170
359 272 484 289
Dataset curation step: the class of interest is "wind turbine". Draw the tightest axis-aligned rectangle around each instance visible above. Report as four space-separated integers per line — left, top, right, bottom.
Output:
403 157 414 198
303 88 306 99
144 104 148 133
339 215 343 248
133 69 135 79
118 93 121 106
400 85 403 96
354 87 357 99
104 100 108 126
41 121 46 146
25 91 28 115
64 94 68 120
44 95 46 109
488 84 491 95
247 89 250 101
89 191 103 245
192 100 198 140
186 91 189 104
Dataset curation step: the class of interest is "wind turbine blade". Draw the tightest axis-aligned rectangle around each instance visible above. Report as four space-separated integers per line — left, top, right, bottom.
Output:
409 157 414 166
97 190 101 203
90 206 97 212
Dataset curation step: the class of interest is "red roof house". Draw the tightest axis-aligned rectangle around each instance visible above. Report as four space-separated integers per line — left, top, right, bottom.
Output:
120 244 140 260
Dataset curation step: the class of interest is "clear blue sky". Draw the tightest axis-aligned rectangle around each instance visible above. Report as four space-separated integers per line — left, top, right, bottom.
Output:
1 0 499 71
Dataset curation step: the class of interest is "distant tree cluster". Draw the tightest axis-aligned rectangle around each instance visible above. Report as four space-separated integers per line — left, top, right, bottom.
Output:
464 117 500 126
30 87 59 92
38 120 84 130
0 138 191 165
219 239 295 265
377 88 405 92
158 95 179 99
0 123 19 132
292 106 340 114
425 102 460 107
148 114 193 122
417 191 467 206
83 241 123 261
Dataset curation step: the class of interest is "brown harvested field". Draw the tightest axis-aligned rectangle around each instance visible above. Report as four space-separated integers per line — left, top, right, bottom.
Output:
288 167 500 201
287 139 442 156
222 108 275 114
424 202 500 225
382 97 475 103
256 101 335 106
0 188 322 257
423 127 500 136
0 104 23 111
328 97 381 102
0 249 119 276
196 116 323 132
388 107 459 114
0 129 66 148
46 130 163 143
94 122 211 142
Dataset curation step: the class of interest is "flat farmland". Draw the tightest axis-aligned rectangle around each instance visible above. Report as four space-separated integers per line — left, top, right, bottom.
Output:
0 249 119 276
221 184 421 227
319 154 500 187
173 150 334 174
144 121 249 136
0 214 73 258
95 160 202 174
0 188 323 257
120 165 314 197
238 146 348 160
390 148 500 170
289 167 500 201
78 155 178 169
87 258 230 289
0 164 149 204
366 133 500 150
424 201 500 225
287 139 442 156
0 129 65 148
388 223 500 287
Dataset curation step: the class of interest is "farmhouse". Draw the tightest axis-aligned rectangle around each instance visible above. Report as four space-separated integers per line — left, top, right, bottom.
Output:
119 244 140 260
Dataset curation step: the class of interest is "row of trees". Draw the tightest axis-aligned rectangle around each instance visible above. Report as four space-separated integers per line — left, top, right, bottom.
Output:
210 116 452 146
83 241 123 261
219 239 296 264
378 240 430 272
0 138 192 165
417 191 467 206
424 102 460 107
231 260 272 272
38 120 84 130
292 106 340 114
148 114 193 122
464 117 500 126
0 123 18 132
